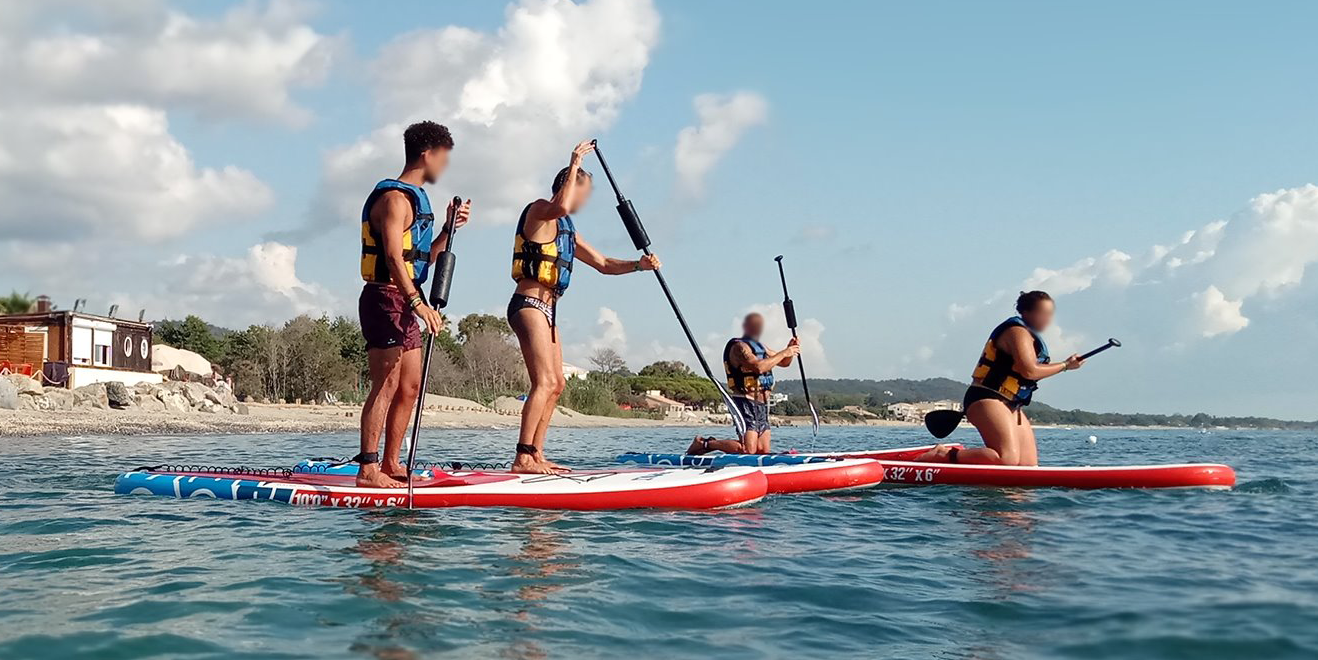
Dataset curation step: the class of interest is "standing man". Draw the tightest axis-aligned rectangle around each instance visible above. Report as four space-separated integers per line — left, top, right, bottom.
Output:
355 121 470 488
689 313 798 455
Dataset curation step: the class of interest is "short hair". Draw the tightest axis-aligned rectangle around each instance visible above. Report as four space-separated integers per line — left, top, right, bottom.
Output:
551 166 592 194
404 121 453 163
743 312 763 325
1016 290 1053 315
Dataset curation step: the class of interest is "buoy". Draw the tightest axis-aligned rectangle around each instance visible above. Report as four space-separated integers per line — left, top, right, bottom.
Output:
1088 435 1098 444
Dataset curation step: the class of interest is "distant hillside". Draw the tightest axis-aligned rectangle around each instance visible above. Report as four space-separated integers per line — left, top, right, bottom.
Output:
775 377 966 405
773 378 1318 429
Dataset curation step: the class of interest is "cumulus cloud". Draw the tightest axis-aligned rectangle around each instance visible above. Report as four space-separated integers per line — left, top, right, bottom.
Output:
0 105 272 242
293 0 662 241
0 0 336 124
933 184 1318 364
588 306 628 353
146 242 339 326
674 91 768 199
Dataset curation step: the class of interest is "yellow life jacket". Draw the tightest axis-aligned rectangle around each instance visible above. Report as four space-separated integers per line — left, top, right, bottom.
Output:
361 180 434 285
511 204 575 296
724 337 775 396
971 316 1050 406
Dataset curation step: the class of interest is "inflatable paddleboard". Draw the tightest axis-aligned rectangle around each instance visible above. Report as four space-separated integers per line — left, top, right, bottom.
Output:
876 460 1236 489
617 444 953 467
114 465 768 510
301 458 885 495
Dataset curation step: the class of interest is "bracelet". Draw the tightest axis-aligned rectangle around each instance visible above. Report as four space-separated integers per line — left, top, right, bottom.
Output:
633 260 642 272
408 295 423 309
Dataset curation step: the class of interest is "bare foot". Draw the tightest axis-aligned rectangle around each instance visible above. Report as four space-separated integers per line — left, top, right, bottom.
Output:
686 436 711 455
511 454 556 474
356 465 407 488
382 462 410 482
914 444 953 463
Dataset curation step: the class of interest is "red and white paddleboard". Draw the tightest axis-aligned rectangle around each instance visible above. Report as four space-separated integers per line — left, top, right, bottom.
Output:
114 466 768 510
876 460 1236 489
789 444 961 462
757 459 885 494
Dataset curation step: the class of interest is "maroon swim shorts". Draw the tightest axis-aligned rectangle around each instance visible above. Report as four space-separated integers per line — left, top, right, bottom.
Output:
358 284 421 351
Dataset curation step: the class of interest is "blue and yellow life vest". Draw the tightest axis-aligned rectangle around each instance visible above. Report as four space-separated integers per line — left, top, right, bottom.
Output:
723 337 775 396
971 316 1050 406
361 179 434 286
511 204 575 297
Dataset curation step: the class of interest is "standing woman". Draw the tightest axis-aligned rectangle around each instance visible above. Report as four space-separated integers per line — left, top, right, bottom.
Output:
919 291 1083 466
507 140 660 474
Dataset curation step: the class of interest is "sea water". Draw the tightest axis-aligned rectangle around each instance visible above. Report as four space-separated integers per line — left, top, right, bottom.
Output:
0 426 1314 659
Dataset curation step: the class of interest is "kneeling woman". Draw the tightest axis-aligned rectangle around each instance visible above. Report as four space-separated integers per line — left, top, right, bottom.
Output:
507 140 660 474
920 291 1083 466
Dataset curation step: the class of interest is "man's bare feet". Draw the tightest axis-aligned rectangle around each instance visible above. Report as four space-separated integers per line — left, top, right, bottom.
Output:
356 464 407 488
686 436 711 455
382 462 410 482
914 444 953 463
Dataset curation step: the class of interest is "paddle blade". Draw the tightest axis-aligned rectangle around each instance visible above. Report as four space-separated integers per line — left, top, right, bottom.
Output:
807 402 820 437
924 409 965 439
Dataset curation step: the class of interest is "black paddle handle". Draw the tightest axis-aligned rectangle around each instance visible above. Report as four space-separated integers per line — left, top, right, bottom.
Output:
774 256 798 329
1078 338 1122 361
428 196 463 310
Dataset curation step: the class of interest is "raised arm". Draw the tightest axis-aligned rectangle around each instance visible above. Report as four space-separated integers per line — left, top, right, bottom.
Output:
525 140 595 223
428 198 471 262
574 235 660 275
731 340 799 375
1002 326 1082 380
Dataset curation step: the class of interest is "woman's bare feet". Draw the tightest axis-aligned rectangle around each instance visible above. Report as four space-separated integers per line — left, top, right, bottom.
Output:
356 464 407 488
536 452 571 473
914 444 953 463
511 454 556 474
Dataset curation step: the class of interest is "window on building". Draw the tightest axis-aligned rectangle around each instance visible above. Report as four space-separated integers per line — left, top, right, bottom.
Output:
93 343 111 367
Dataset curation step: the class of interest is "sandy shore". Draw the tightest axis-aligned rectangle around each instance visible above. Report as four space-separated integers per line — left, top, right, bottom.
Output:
0 404 917 438
0 402 700 438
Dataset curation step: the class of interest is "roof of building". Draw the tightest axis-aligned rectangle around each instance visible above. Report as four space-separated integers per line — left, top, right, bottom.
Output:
0 310 152 329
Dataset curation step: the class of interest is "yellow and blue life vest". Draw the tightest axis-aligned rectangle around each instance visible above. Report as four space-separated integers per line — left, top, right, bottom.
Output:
724 337 775 396
361 179 435 286
511 204 575 297
971 316 1050 406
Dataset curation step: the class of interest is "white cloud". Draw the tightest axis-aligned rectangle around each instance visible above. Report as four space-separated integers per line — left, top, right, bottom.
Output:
588 306 628 353
673 91 768 199
144 242 339 326
1191 285 1249 338
1022 249 1134 295
0 105 272 243
297 0 662 240
0 0 335 124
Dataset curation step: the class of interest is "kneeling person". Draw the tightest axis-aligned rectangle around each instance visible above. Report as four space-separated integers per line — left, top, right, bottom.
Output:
690 313 798 455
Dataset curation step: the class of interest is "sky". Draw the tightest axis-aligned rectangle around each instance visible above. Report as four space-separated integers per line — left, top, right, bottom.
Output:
2 0 1317 419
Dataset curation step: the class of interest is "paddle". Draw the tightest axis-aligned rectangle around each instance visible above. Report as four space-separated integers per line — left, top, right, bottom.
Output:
590 140 748 437
774 255 819 437
405 195 463 509
922 337 1123 439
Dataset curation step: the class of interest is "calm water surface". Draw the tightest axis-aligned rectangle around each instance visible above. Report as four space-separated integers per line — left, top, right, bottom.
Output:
0 426 1314 659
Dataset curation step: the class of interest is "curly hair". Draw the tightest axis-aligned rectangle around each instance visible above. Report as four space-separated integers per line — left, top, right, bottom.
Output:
403 121 454 163
1015 290 1053 315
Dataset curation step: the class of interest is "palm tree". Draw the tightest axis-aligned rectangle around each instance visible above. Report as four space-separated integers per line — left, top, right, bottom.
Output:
0 291 34 314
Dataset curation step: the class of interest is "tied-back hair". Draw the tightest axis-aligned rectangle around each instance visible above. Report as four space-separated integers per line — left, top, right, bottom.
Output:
1016 290 1053 315
552 166 592 194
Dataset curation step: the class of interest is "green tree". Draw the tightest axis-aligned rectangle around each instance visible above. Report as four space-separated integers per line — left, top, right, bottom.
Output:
329 316 368 395
457 313 512 342
638 360 694 378
0 291 34 314
157 315 222 362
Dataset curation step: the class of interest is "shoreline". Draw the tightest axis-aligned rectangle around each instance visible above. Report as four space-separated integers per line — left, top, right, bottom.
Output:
0 404 915 438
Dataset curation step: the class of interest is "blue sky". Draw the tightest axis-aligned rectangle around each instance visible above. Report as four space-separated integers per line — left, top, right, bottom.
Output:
3 0 1317 418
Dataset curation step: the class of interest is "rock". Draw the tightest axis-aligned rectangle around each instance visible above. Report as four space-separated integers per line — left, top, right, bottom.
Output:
136 394 166 412
157 390 191 413
231 402 250 415
72 383 109 410
198 399 218 413
105 381 134 409
0 377 17 410
205 388 236 409
4 373 42 396
181 382 211 407
42 389 76 411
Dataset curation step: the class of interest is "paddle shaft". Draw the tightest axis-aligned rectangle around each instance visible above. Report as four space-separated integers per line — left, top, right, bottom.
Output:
591 141 747 436
405 195 463 509
1078 340 1119 361
774 256 819 436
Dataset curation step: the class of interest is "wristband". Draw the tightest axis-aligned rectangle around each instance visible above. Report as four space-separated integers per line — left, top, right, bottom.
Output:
408 295 423 309
633 260 642 272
